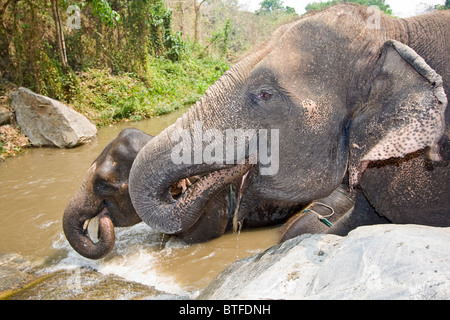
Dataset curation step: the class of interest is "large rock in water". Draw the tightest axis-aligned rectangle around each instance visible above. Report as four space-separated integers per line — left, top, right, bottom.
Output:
10 87 97 148
199 225 450 300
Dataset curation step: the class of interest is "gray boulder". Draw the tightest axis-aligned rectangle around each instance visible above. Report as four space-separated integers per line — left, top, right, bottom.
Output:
10 87 97 148
199 224 450 300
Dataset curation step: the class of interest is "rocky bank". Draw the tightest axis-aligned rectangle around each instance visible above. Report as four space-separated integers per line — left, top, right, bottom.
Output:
199 224 450 300
1 224 449 300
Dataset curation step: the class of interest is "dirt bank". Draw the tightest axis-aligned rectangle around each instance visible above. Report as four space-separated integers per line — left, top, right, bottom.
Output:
0 83 30 161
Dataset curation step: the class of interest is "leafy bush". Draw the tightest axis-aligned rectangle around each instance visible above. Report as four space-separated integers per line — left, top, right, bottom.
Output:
305 0 393 15
72 49 229 127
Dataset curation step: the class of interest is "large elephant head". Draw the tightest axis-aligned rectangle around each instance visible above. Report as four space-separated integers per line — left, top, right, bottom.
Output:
63 129 152 259
129 5 448 238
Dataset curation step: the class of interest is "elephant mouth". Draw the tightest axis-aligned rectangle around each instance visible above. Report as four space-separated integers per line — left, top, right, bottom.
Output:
172 163 257 229
170 175 201 200
130 161 256 235
82 206 112 243
63 203 115 260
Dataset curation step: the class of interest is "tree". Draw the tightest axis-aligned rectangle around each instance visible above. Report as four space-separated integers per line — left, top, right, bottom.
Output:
305 0 392 15
89 0 121 27
258 0 285 14
49 0 120 72
0 0 304 104
176 0 188 35
435 0 450 10
285 6 296 14
194 0 207 42
256 0 297 15
50 0 68 70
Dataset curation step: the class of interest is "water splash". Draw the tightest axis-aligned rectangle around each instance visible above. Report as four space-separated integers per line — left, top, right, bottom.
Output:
49 224 194 298
235 220 243 260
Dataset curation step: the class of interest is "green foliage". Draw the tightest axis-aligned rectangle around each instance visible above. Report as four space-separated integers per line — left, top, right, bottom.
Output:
204 19 233 58
257 0 297 15
73 49 229 126
285 6 296 14
1 0 188 101
435 0 449 10
196 0 297 61
148 1 172 57
89 0 121 27
164 31 186 62
221 19 232 57
148 1 186 61
61 70 81 102
101 0 186 79
258 0 285 14
0 0 298 128
305 0 393 15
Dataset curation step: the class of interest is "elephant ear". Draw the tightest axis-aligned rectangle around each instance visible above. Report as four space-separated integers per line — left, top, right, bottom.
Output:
349 40 447 187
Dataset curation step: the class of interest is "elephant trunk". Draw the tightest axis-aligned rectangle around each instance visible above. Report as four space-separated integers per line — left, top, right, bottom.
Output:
63 172 115 260
129 49 273 234
129 112 252 234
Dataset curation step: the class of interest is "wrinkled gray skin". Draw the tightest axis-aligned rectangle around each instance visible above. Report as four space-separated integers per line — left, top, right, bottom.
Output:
129 4 449 242
63 128 244 259
63 129 152 259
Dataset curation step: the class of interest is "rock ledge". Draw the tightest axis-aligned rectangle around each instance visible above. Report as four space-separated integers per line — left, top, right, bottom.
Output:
199 224 450 300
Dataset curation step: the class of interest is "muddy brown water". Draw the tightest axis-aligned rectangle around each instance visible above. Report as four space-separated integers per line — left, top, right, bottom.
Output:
0 107 281 298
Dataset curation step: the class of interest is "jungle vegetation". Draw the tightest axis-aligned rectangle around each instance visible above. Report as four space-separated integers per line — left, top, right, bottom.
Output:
0 0 447 128
0 0 298 126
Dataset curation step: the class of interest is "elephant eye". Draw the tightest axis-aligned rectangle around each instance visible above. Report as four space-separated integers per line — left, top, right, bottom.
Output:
95 180 117 194
259 91 273 101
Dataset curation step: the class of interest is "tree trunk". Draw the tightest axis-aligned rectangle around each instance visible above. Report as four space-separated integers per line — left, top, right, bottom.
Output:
178 0 185 35
193 0 206 43
50 0 68 71
0 0 15 77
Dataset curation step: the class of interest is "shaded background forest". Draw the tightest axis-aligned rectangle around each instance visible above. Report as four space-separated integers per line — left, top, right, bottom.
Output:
0 0 448 128
0 0 301 126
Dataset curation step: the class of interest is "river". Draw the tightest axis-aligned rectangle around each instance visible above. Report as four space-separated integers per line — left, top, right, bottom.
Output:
0 107 281 299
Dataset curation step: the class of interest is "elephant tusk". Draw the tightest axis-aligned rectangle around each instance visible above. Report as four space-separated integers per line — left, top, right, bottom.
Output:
83 207 109 242
232 165 256 233
83 219 89 231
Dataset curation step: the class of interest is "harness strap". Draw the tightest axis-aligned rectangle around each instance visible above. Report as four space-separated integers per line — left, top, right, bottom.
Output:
302 202 335 228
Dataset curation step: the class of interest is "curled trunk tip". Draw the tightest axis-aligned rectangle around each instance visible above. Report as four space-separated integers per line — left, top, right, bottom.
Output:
63 206 115 260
